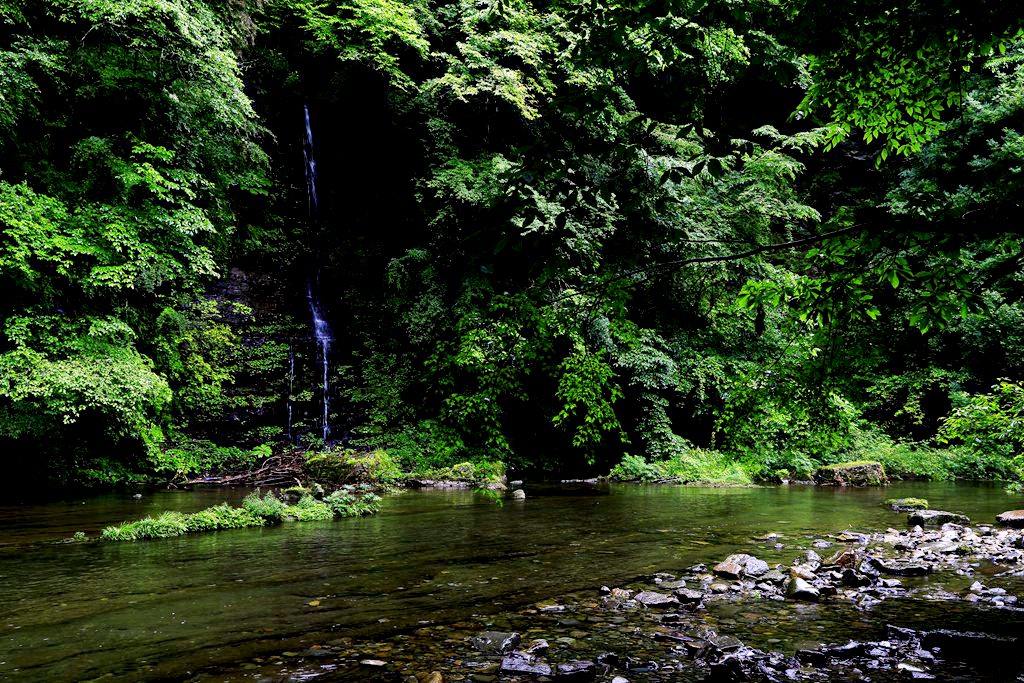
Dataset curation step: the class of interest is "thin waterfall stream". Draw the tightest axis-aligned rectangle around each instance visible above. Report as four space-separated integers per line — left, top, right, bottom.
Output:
303 103 331 442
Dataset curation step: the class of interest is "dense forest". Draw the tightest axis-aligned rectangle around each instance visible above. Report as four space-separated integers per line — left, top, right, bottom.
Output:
2 0 1023 489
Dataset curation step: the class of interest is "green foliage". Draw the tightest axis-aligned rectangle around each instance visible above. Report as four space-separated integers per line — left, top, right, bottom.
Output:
608 450 751 486
150 441 270 479
940 380 1024 478
183 503 264 532
323 488 382 516
242 491 289 521
304 448 402 485
288 495 335 522
101 511 188 541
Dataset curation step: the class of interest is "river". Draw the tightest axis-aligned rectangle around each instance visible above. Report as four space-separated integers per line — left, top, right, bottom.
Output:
0 482 1021 680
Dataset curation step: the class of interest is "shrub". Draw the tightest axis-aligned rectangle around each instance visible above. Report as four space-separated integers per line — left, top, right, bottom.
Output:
184 504 264 532
324 490 382 517
242 491 289 521
101 511 188 541
289 495 334 521
609 450 751 485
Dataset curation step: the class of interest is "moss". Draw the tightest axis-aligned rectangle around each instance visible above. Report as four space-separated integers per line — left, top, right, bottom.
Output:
815 461 887 486
305 448 402 485
883 497 929 510
101 511 188 541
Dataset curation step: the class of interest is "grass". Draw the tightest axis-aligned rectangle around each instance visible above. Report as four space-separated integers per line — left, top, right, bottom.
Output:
101 488 383 542
608 450 752 486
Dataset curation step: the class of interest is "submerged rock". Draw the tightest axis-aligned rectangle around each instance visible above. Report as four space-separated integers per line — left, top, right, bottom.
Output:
907 510 970 526
500 657 551 675
996 510 1024 528
512 489 527 500
814 461 887 486
634 591 678 608
472 631 521 653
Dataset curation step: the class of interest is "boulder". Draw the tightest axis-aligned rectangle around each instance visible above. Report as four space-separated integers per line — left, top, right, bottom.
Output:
786 577 820 601
634 591 678 608
815 461 888 486
673 588 705 603
555 661 597 680
907 510 970 526
712 561 743 580
996 510 1024 528
512 489 527 500
884 497 929 511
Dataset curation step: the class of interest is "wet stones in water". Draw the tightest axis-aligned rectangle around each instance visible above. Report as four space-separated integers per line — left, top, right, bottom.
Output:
555 660 597 680
863 556 932 576
472 631 521 653
907 509 970 526
713 554 770 579
712 561 743 580
512 489 526 500
673 588 705 604
996 510 1024 528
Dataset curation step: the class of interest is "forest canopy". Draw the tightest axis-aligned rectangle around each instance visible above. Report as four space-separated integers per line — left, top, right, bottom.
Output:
1 0 1023 487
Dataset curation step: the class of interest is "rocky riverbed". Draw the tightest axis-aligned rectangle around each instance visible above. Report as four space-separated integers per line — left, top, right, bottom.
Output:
206 507 1024 682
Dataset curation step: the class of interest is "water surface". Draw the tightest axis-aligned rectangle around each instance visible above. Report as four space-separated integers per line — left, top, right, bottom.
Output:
0 482 1020 680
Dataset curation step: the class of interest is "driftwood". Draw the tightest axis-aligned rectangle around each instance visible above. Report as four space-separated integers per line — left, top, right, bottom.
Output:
174 453 306 488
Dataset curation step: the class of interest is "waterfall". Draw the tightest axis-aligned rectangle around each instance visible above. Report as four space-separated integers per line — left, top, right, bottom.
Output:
286 345 294 443
303 104 318 215
307 284 331 442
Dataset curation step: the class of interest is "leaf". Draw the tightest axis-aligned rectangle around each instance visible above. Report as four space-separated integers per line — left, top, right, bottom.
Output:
307 600 321 607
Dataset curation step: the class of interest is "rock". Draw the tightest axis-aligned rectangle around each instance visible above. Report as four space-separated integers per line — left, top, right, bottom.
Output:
360 659 388 667
814 461 888 486
742 557 770 577
500 657 551 675
864 556 932 576
786 577 820 601
996 510 1024 528
424 673 443 683
634 591 678 608
790 565 817 581
824 549 859 568
907 510 970 526
555 660 596 680
472 631 521 653
712 561 743 580
132 493 143 499
611 678 629 683
512 489 526 500
523 639 549 655
657 579 687 590
920 629 1019 661
884 497 929 511
673 588 705 603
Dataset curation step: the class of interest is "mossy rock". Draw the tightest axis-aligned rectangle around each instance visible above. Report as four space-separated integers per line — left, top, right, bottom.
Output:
304 449 400 485
814 461 888 487
884 497 928 511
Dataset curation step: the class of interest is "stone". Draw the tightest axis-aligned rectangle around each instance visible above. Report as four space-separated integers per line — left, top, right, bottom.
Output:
424 673 444 683
907 510 970 526
864 557 932 576
920 629 1019 661
512 489 526 500
657 579 687 590
712 561 743 580
523 639 549 655
673 588 705 603
786 577 820 601
814 461 888 486
824 549 858 568
472 631 521 653
500 658 551 675
996 510 1024 528
360 659 388 667
555 660 596 680
884 497 929 511
743 557 770 577
634 591 678 608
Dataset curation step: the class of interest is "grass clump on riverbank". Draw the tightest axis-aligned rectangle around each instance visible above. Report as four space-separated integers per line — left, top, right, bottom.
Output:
608 450 751 486
101 489 383 542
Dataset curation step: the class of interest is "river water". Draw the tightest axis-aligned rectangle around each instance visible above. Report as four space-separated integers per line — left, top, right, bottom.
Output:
0 482 1021 680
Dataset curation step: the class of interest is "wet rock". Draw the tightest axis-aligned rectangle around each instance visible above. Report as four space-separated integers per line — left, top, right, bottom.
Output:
920 629 1020 661
472 631 521 653
656 579 687 590
633 591 678 608
673 588 705 603
424 672 443 683
864 556 932 576
712 561 743 580
814 461 887 486
824 549 858 568
996 510 1024 528
523 639 549 655
500 657 551 675
840 568 872 587
360 659 388 667
512 489 526 500
907 510 970 526
554 660 596 680
786 577 820 601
